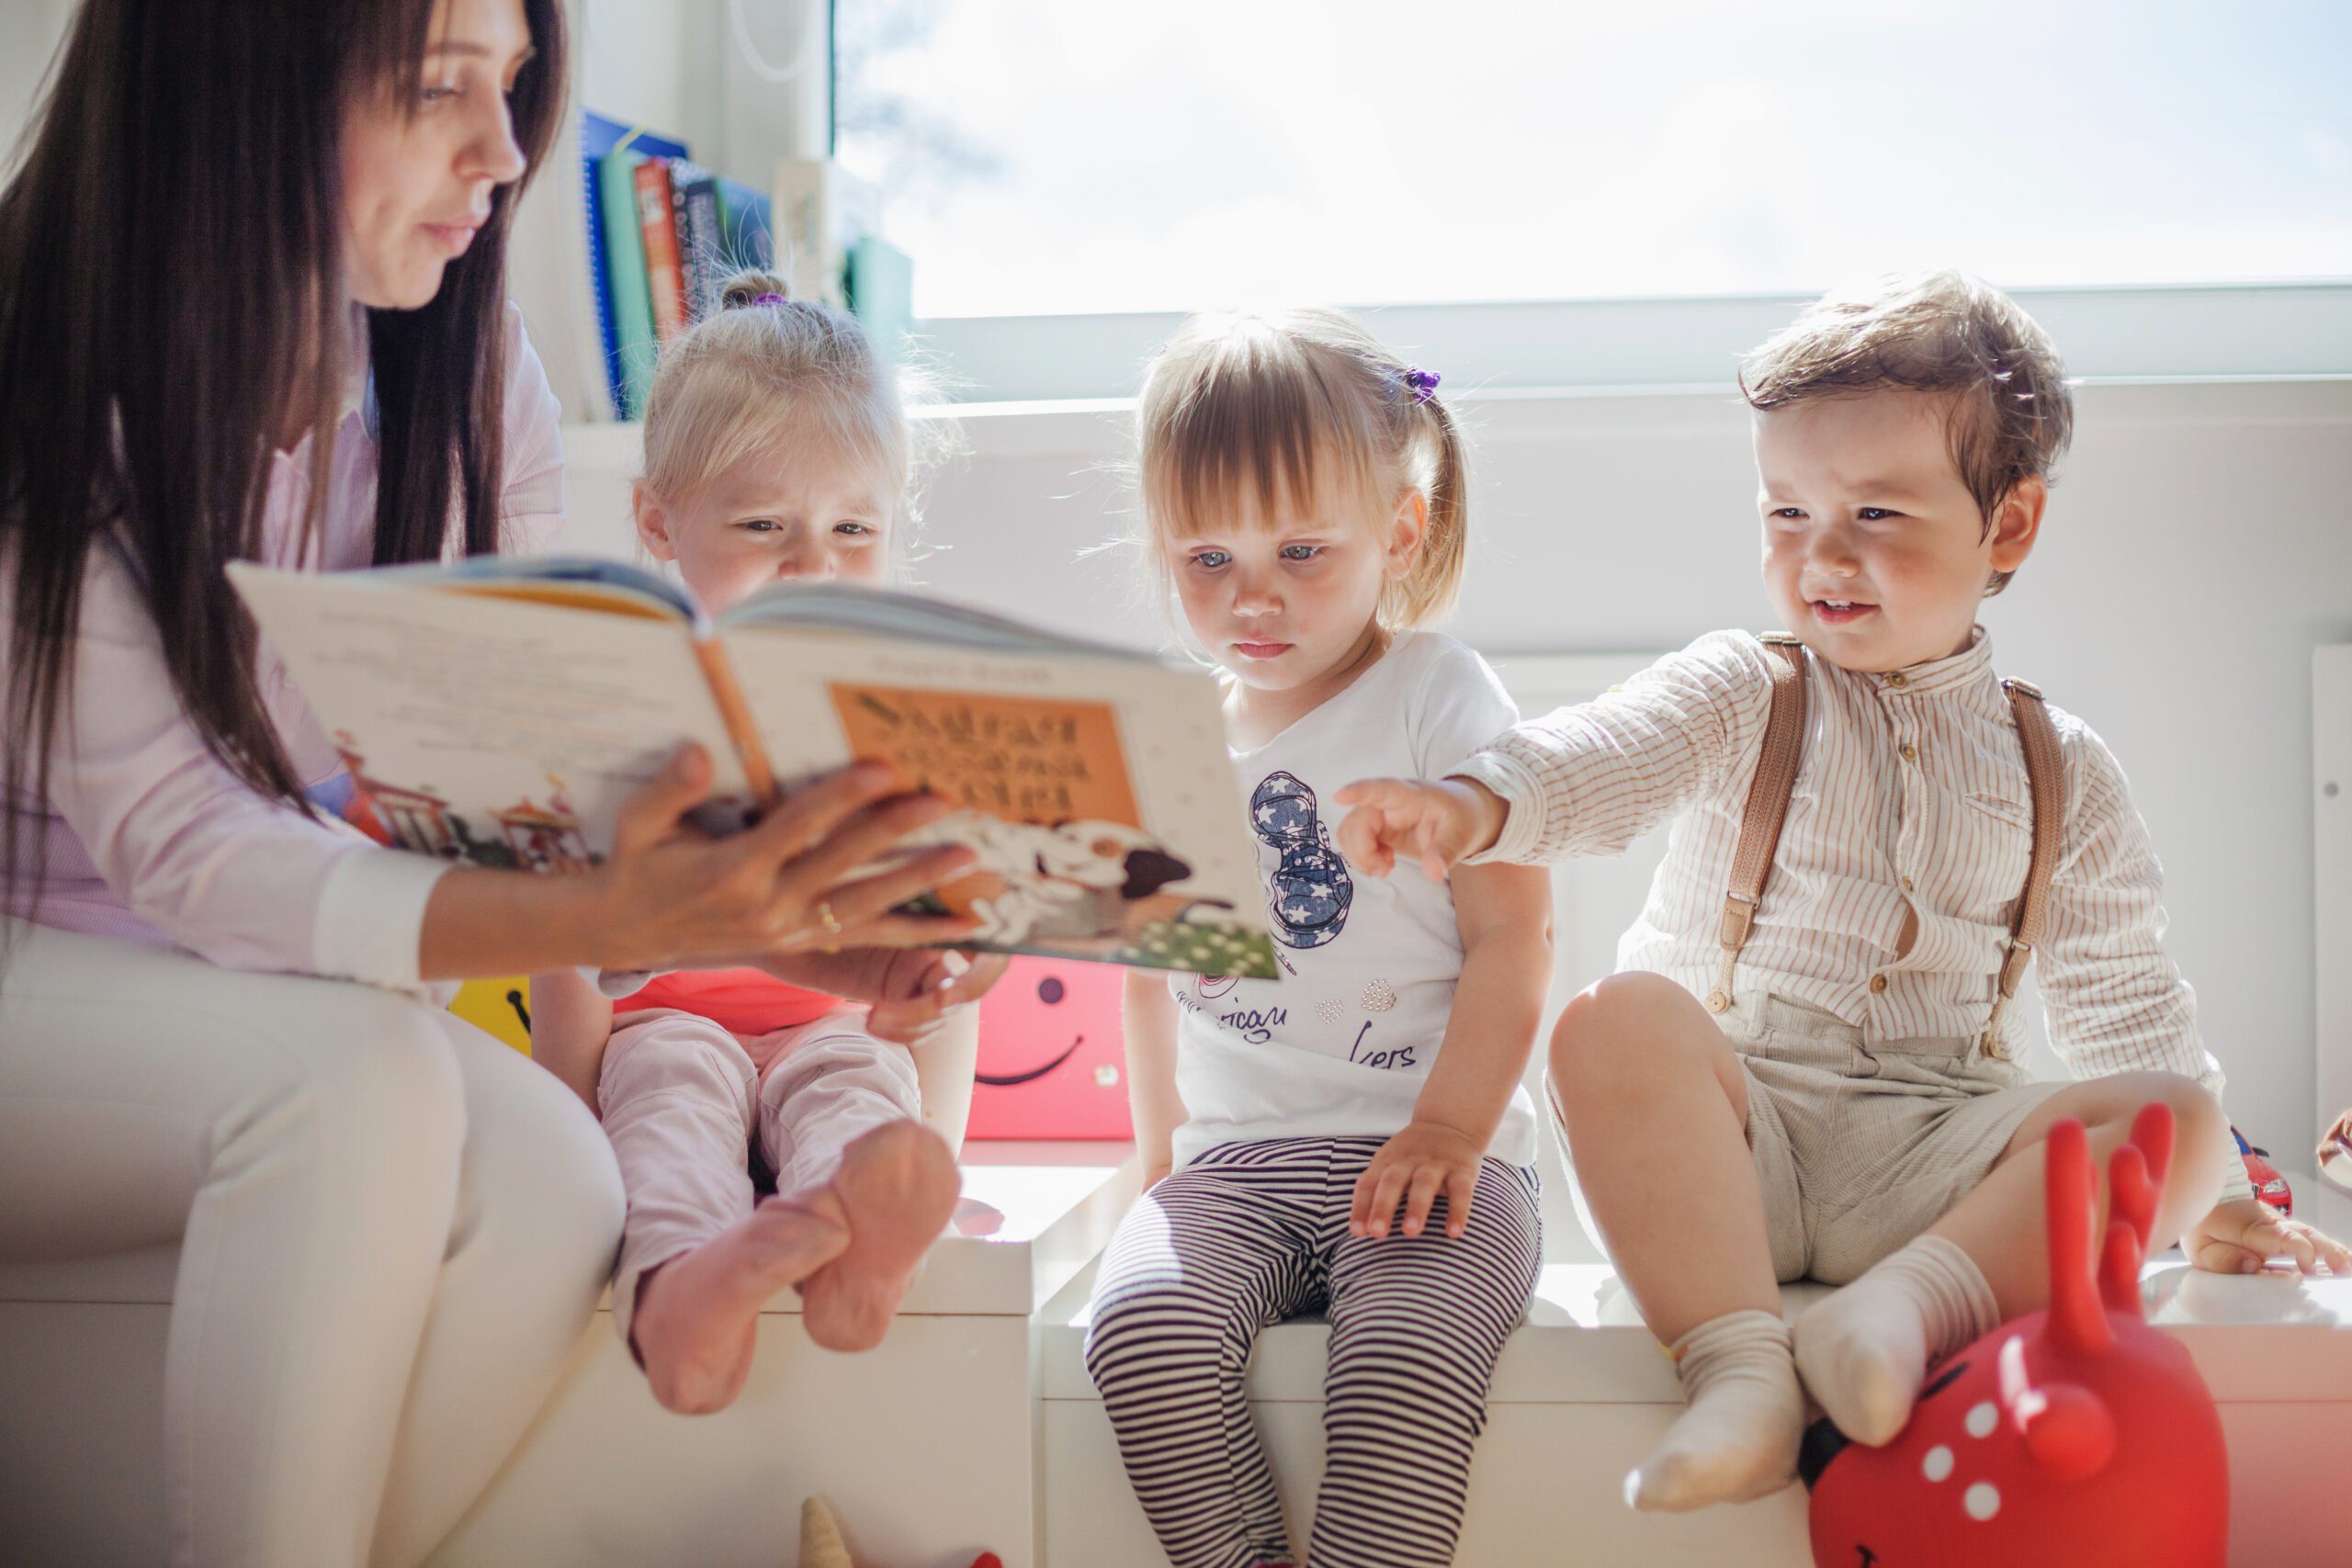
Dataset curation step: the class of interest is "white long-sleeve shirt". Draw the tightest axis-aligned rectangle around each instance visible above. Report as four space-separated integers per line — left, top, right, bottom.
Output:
2 304 565 990
1454 626 2252 1202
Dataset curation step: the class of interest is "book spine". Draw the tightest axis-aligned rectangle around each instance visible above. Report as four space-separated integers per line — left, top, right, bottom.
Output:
717 179 775 274
579 138 623 417
635 158 687 343
682 176 724 321
597 151 659 419
690 637 778 810
669 168 703 329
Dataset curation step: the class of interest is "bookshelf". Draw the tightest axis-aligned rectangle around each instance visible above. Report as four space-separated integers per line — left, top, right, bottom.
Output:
500 0 832 423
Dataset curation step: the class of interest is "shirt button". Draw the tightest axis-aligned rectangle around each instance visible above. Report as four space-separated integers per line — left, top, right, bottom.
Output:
1901 875 1916 892
1870 973 1889 994
1899 742 1919 762
1886 672 1908 688
1705 990 1731 1014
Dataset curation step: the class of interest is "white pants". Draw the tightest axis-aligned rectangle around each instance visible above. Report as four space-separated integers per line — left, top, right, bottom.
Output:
0 924 624 1568
599 1006 921 1344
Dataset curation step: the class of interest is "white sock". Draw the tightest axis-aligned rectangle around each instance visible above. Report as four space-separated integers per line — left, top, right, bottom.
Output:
1792 1235 2000 1448
1625 1308 1804 1512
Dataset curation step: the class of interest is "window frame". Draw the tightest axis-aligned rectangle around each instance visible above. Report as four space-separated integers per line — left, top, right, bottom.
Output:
904 282 2352 405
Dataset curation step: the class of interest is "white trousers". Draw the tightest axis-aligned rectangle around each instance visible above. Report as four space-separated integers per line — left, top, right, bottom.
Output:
599 1005 921 1343
0 924 624 1568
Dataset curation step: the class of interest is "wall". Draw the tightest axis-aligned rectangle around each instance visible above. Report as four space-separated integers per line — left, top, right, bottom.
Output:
563 375 2352 1158
0 0 73 141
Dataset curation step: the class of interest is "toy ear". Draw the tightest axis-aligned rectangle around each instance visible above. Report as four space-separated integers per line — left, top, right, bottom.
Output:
2101 1144 2156 1317
2045 1120 2114 1354
2019 1381 2118 1482
2128 1100 2176 1198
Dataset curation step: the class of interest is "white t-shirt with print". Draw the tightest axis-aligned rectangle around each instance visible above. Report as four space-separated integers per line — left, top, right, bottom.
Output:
1169 631 1541 1168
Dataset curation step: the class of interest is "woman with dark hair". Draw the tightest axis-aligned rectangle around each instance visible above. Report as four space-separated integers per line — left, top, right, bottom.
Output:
0 4 987 1564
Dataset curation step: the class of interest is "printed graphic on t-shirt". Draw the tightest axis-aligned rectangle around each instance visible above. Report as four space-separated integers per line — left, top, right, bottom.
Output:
1251 770 1353 950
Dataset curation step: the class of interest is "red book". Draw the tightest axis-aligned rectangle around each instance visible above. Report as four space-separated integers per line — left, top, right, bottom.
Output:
633 157 686 344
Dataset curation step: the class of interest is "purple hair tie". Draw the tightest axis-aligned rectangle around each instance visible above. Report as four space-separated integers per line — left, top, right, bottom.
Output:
1401 366 1442 404
752 291 788 306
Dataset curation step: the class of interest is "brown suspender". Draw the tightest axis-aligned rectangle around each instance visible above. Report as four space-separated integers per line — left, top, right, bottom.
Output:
1706 635 1810 1015
1991 676 2064 1054
1709 638 2064 1060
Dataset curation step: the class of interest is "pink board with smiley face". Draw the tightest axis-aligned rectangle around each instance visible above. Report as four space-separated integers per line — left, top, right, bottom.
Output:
967 956 1133 1140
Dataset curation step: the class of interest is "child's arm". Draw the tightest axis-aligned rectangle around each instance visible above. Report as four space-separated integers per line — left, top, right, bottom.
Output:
2038 726 2349 1273
527 966 617 1112
1350 861 1553 1241
1338 631 1779 879
1123 969 1186 1190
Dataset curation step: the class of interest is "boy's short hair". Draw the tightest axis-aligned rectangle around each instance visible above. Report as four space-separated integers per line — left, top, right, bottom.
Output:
1740 271 2074 594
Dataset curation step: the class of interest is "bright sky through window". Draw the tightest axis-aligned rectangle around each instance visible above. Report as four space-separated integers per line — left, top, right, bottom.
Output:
835 0 2352 319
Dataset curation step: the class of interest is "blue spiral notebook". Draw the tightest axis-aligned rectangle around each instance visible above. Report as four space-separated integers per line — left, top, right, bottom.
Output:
580 111 688 418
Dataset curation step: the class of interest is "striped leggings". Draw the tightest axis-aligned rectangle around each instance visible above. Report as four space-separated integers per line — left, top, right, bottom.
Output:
1083 1137 1543 1568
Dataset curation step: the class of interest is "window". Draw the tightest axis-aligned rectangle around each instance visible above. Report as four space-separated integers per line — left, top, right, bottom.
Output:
835 1 2350 321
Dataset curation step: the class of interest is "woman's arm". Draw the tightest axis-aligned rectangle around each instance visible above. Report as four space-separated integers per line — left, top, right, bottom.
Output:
1350 861 1554 1239
1123 969 1186 1190
417 750 982 981
526 967 616 1111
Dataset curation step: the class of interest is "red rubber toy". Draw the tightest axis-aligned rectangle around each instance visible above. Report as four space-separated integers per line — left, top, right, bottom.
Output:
1804 1103 2228 1567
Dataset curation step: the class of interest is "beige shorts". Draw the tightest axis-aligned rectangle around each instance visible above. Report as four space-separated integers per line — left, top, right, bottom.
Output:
1723 991 2067 1283
1548 988 2068 1286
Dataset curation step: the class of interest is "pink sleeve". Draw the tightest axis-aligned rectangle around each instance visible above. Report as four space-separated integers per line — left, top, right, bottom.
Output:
40 542 447 986
496 300 568 556
27 310 567 987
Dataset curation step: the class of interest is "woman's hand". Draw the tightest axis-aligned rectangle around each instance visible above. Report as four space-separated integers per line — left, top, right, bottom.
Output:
1350 1119 1486 1240
577 746 981 972
2186 1196 2352 1276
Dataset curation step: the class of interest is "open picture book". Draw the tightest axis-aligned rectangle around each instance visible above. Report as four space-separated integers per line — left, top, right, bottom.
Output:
229 557 1278 979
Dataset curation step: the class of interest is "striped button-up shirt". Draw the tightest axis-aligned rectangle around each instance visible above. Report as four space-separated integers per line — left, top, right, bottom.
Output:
1455 626 2249 1202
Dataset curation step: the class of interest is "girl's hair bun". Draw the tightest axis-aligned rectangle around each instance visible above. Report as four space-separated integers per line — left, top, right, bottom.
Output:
718 269 793 310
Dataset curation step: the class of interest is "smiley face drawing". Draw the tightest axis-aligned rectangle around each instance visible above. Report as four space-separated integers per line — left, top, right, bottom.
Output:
967 957 1132 1140
1250 770 1352 951
974 969 1087 1087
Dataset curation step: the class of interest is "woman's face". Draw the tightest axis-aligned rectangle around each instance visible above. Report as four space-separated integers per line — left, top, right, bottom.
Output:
340 0 535 310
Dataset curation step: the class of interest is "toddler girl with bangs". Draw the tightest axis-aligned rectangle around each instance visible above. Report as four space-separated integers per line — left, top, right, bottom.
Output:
1084 309 1552 1568
529 271 992 1416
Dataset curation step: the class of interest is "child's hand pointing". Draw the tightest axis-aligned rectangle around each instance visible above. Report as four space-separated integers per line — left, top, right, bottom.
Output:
1333 776 1508 880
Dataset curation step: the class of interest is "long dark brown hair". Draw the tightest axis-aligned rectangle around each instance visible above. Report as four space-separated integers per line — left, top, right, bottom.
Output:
0 0 566 924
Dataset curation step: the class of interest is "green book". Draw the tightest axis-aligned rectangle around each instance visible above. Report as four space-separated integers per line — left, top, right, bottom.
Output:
597 148 659 419
847 235 914 363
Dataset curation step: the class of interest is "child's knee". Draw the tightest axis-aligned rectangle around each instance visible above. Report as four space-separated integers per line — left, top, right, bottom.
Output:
2151 1076 2229 1197
600 1010 749 1105
1083 1285 1214 1384
1550 971 1716 1091
2083 1072 2227 1208
2100 1071 2224 1148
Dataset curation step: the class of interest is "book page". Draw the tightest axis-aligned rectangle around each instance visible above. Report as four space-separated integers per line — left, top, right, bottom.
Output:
719 623 1276 979
232 565 749 871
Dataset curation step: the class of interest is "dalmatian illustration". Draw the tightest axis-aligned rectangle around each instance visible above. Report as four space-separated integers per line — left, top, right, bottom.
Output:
1251 770 1352 950
962 818 1197 947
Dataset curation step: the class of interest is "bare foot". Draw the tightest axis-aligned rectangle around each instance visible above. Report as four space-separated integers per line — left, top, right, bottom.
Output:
795 1121 959 1352
632 1197 850 1413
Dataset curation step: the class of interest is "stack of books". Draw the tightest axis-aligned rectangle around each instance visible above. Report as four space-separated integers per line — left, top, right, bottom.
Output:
580 112 914 420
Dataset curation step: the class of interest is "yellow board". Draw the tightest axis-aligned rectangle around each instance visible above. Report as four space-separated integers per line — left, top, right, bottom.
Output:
450 976 533 1054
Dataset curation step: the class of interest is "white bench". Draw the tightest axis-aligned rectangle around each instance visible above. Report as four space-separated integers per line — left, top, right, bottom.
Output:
1037 1192 2352 1568
7 1148 2350 1567
0 1142 1137 1568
